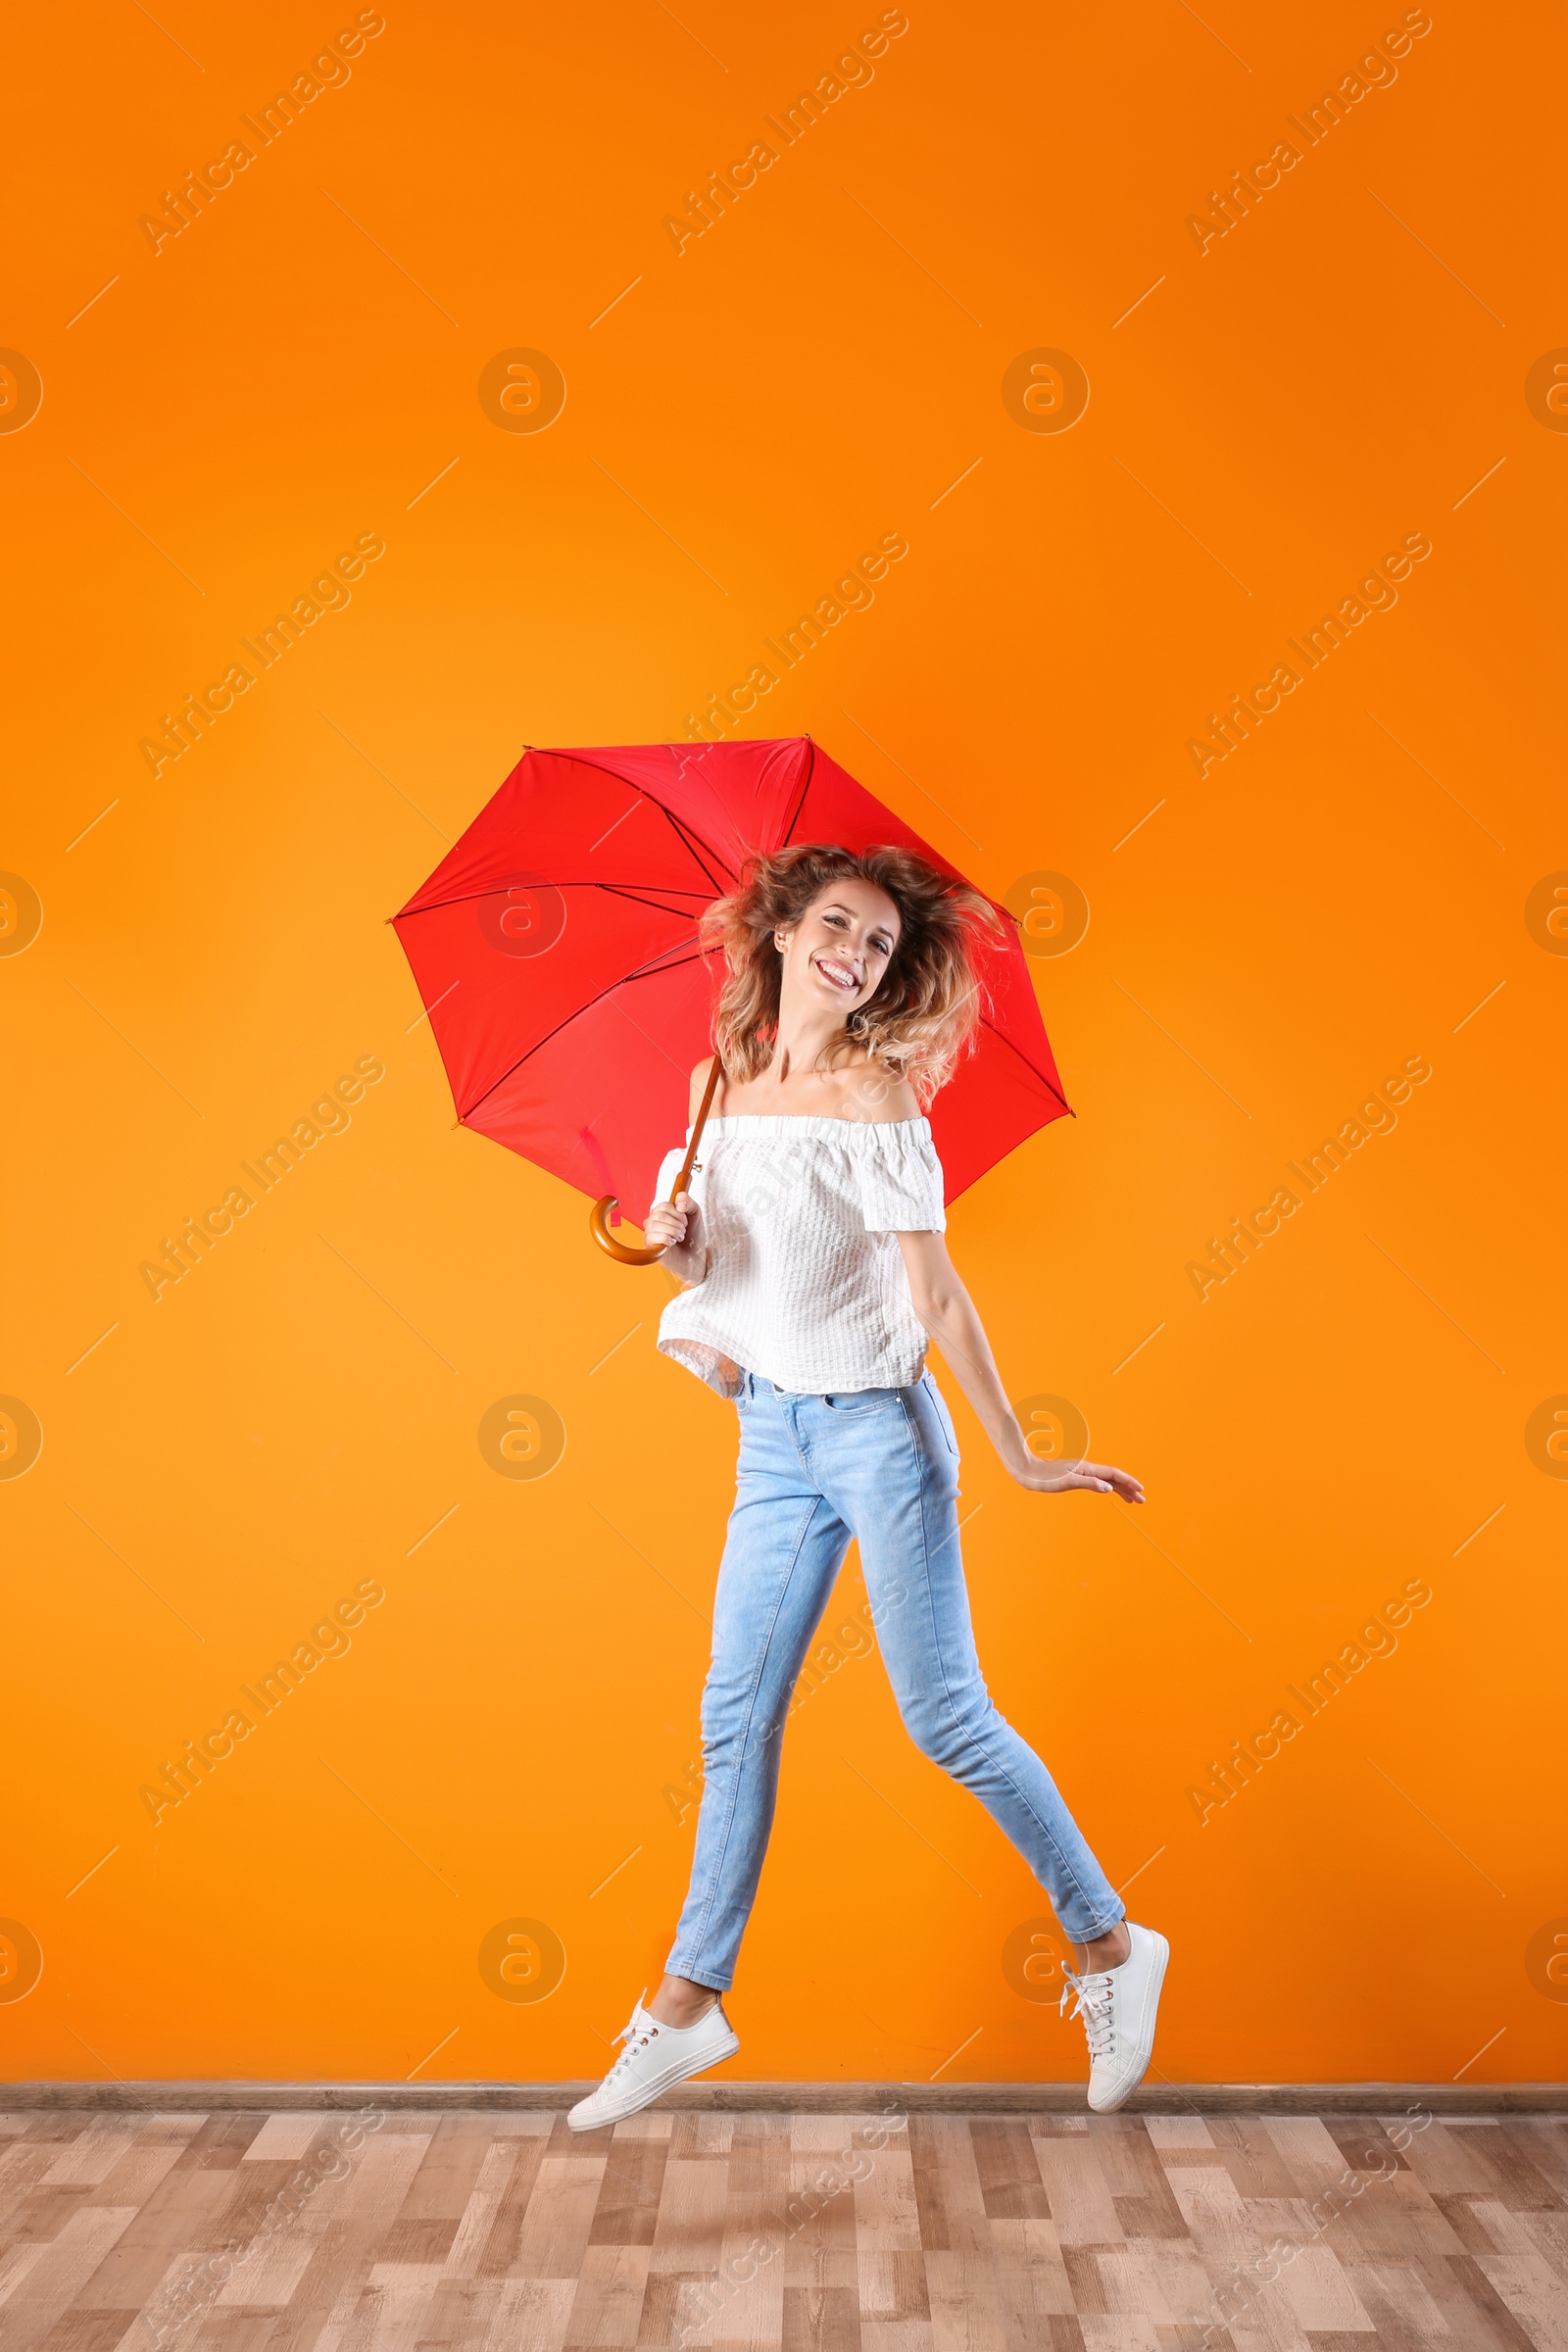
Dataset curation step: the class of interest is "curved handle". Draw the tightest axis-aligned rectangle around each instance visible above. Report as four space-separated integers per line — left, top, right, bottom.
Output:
588 1197 665 1264
587 1053 724 1270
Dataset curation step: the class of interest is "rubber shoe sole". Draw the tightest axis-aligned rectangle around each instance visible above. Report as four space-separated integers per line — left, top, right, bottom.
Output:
566 2015 740 2132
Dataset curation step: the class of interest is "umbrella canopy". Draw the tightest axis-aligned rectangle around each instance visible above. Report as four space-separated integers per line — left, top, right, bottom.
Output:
392 737 1070 1219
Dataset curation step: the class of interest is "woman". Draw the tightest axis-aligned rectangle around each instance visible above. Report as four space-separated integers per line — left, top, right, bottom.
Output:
568 844 1167 2129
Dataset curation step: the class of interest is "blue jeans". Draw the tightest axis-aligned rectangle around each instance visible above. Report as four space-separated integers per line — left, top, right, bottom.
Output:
665 1368 1124 1989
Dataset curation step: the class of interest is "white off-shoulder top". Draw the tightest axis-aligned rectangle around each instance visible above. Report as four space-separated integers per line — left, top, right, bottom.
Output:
652 1115 947 1400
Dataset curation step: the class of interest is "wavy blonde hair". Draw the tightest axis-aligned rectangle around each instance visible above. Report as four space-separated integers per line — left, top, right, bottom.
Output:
700 844 1003 1108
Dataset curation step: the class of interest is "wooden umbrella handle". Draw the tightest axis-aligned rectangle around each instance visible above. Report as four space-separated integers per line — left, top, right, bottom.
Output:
589 1054 723 1266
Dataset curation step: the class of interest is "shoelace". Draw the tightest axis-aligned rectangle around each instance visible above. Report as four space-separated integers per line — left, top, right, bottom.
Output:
1059 1965 1117 2061
602 1991 662 2083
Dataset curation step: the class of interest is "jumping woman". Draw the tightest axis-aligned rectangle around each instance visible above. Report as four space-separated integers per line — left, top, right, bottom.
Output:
568 844 1168 2129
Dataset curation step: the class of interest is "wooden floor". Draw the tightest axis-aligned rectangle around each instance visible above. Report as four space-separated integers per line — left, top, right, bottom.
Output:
0 2104 1564 2352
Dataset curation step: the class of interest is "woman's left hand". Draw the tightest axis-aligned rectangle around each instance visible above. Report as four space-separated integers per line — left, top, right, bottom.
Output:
1010 1451 1145 1501
894 1230 1148 1506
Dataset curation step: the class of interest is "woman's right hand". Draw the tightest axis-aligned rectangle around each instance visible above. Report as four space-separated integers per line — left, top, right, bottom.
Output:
645 1190 702 1259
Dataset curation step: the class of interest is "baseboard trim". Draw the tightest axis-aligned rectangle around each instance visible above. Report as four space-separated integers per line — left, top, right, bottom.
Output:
1 2080 1562 2115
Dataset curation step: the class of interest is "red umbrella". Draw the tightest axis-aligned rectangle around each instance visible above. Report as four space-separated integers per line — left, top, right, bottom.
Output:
391 737 1070 1257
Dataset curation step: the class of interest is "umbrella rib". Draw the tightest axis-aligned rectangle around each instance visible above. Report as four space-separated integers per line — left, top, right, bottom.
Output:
977 1010 1071 1114
394 746 731 915
409 906 704 1047
594 882 715 920
657 803 734 895
457 946 708 1124
394 881 711 919
776 739 965 885
778 736 816 845
526 747 738 896
398 737 841 921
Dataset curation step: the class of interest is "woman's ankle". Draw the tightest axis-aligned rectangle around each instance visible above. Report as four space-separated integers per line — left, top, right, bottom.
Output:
1077 1922 1131 1974
647 1974 719 2027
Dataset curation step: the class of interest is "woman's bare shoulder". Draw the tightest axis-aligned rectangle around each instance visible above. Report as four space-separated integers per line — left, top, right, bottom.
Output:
845 1054 921 1123
689 1055 722 1119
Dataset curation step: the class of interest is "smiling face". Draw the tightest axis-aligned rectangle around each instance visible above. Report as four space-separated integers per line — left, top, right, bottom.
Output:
776 877 903 1022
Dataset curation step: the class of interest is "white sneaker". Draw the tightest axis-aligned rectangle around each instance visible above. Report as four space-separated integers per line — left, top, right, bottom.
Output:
1060 1922 1169 2113
566 1992 739 2131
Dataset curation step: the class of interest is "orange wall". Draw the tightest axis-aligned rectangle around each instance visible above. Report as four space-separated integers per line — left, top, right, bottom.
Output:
4 0 1564 2088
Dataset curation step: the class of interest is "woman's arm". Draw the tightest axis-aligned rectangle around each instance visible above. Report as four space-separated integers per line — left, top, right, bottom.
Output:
644 1056 718 1283
897 1229 1145 1501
